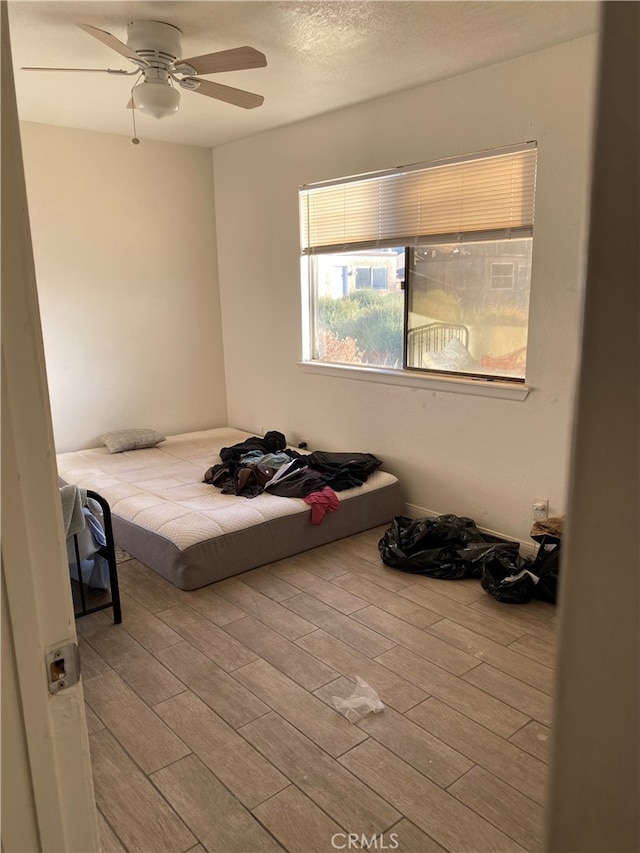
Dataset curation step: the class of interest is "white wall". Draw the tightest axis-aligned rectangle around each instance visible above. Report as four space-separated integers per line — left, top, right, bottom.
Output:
213 36 597 545
20 123 227 452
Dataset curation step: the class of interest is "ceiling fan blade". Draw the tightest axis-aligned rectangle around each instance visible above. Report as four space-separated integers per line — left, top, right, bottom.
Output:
180 77 264 109
77 23 145 64
22 66 133 74
176 46 266 76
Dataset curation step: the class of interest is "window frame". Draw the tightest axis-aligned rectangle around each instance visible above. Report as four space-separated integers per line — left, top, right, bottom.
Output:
490 261 516 290
299 143 537 392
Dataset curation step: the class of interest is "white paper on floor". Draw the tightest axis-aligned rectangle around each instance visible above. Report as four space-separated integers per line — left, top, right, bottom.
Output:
332 676 385 723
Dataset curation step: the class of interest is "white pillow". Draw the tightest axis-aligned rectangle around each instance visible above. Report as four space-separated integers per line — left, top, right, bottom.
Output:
422 336 476 371
98 428 166 453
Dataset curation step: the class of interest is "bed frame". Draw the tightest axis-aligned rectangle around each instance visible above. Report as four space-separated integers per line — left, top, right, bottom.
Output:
406 321 470 367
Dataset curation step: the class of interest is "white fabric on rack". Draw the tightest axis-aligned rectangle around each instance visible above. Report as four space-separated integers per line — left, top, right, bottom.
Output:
60 484 87 537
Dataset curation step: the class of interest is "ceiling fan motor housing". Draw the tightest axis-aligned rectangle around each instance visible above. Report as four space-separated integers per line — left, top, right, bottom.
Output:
127 20 182 67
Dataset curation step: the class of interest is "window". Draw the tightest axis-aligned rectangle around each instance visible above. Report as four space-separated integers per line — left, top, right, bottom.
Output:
355 266 388 291
300 143 537 381
490 262 515 290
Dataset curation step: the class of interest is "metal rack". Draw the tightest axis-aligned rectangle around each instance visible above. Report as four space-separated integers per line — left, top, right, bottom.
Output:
69 490 122 624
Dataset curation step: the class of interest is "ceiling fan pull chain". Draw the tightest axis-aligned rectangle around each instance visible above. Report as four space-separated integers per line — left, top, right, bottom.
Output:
130 81 140 145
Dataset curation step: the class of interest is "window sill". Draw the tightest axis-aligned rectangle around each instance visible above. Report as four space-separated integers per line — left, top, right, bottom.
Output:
298 361 532 400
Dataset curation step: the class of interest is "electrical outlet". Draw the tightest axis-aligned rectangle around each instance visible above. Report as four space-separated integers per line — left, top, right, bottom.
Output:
532 498 549 522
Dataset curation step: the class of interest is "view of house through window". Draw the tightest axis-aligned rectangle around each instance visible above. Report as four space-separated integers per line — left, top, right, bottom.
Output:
300 143 537 381
407 238 532 378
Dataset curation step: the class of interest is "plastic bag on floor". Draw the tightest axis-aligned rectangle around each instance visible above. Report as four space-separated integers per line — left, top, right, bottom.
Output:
480 546 539 604
378 514 516 580
529 516 564 603
332 677 385 723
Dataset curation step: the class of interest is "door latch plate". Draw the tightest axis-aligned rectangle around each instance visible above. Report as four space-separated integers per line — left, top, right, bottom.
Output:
46 643 80 693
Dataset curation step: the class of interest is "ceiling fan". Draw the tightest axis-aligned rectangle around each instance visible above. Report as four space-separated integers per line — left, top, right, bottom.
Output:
22 20 267 119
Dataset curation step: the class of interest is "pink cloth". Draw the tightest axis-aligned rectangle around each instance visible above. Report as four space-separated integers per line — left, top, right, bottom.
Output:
303 486 340 524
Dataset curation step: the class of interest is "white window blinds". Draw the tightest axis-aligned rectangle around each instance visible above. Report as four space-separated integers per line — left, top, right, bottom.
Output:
300 142 537 254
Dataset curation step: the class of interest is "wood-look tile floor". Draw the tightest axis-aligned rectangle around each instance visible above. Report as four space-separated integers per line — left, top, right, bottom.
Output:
79 526 556 853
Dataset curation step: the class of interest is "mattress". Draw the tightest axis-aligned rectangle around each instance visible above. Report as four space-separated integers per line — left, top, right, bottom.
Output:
57 427 404 590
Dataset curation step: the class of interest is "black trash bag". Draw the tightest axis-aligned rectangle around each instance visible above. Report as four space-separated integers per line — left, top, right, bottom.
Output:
480 547 540 604
378 514 517 580
532 548 559 603
529 518 563 604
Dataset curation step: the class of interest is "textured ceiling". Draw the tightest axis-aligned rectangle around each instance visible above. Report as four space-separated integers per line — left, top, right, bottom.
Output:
8 1 600 148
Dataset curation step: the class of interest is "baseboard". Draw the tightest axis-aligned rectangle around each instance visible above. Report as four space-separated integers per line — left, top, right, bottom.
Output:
403 502 537 557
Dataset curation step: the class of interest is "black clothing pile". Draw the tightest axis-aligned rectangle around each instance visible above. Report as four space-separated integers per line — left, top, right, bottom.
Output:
305 451 382 490
203 431 383 500
219 431 287 462
379 513 562 604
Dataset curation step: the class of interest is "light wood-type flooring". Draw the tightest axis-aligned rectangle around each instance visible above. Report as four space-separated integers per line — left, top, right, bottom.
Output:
78 525 557 853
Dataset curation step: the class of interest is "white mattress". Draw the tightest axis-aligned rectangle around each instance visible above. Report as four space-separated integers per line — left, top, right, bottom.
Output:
57 427 404 589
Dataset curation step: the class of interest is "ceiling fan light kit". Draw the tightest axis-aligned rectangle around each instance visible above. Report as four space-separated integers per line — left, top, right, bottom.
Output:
22 18 267 126
132 77 180 119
